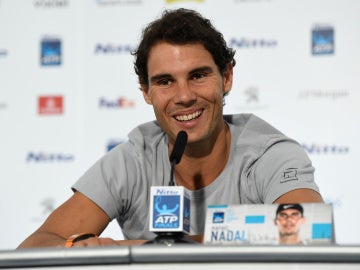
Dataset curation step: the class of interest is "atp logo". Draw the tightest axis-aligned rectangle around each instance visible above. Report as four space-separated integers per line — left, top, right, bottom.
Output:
213 212 225 224
153 196 180 228
312 25 334 55
40 37 62 66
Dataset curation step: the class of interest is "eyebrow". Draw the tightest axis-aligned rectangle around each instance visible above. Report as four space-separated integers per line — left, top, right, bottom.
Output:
149 66 215 84
150 73 172 84
189 66 214 75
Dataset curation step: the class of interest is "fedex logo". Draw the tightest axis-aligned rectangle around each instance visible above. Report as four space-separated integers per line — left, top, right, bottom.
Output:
99 97 135 109
38 96 63 115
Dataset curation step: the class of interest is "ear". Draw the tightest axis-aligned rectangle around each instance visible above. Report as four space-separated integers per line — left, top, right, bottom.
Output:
300 217 306 225
141 84 152 105
222 63 233 95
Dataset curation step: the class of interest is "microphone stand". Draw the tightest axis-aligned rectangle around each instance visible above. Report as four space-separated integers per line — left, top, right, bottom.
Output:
144 231 197 246
145 150 198 246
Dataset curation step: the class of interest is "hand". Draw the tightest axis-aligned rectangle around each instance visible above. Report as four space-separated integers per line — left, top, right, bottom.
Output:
72 236 117 247
72 237 147 247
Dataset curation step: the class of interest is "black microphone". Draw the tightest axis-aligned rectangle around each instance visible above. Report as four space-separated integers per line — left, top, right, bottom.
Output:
145 130 197 245
169 131 188 186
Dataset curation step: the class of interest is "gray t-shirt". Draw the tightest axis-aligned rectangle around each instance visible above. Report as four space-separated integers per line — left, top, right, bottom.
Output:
73 114 319 240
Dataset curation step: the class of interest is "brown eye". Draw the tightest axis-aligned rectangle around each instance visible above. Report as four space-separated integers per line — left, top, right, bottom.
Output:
192 72 206 80
158 79 172 86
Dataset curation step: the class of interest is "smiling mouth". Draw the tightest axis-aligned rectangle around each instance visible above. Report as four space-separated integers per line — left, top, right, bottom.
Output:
174 110 202 122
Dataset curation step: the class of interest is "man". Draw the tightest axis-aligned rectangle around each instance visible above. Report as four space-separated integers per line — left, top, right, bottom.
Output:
275 204 306 245
18 8 323 248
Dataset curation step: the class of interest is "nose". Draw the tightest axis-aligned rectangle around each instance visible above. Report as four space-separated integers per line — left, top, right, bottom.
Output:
173 81 196 106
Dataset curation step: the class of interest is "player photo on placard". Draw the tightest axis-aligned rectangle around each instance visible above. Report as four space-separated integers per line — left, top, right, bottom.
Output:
204 203 334 245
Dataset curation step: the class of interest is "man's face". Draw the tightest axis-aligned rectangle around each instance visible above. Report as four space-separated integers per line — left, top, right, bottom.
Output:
141 42 233 145
275 209 305 236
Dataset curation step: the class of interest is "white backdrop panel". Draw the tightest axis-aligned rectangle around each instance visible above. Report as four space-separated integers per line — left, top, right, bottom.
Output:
0 0 359 249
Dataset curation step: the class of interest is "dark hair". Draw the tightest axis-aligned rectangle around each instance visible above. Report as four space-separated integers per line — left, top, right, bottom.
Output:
276 204 304 217
133 8 236 87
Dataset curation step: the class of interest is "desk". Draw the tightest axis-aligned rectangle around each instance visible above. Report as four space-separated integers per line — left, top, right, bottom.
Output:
1 245 360 269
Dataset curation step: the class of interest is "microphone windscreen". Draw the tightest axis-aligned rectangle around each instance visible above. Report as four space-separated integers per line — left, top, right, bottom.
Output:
169 131 188 164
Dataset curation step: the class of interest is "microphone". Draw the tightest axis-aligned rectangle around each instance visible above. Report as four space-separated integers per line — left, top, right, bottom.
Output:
169 130 187 186
146 131 196 245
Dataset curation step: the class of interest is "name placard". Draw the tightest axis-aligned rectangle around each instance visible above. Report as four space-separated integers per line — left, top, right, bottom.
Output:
204 203 334 245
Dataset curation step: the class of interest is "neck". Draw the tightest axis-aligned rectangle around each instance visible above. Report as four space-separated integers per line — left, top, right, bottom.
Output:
279 234 302 245
174 123 231 190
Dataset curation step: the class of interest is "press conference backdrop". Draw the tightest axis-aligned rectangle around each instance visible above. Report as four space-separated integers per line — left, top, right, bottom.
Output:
0 0 359 249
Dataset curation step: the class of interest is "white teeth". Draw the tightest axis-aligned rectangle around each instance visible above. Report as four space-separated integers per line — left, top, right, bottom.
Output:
175 111 201 122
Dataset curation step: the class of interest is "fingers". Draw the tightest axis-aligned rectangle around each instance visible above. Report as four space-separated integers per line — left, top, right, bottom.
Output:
72 237 118 247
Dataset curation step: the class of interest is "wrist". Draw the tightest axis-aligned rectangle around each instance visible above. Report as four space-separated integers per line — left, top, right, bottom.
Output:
65 233 96 248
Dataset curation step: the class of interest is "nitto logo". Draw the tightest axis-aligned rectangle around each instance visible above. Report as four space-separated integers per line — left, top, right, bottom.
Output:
94 43 135 54
155 189 180 195
302 143 349 154
229 37 277 49
99 97 135 108
26 152 75 162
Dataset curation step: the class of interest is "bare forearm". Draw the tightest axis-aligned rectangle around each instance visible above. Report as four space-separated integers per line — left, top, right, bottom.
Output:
17 231 66 249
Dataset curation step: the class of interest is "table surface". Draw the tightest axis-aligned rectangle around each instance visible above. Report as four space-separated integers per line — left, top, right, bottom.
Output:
1 244 360 269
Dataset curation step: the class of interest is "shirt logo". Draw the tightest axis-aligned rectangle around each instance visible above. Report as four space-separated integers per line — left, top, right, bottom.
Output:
281 168 298 183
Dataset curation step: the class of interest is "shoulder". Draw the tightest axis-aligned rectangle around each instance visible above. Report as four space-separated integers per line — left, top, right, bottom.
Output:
128 120 166 149
225 113 295 155
100 120 166 166
224 113 283 135
109 120 166 154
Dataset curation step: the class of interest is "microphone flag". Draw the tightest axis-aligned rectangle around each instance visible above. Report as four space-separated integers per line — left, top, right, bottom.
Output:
149 186 190 234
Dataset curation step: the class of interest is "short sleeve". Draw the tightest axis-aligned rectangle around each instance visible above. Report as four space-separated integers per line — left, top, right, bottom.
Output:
72 143 138 220
251 139 320 203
